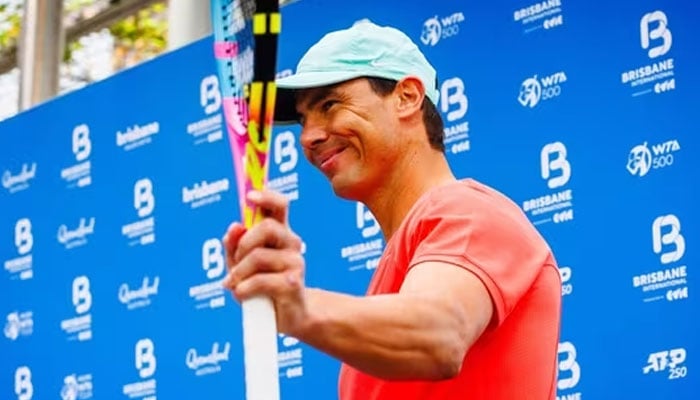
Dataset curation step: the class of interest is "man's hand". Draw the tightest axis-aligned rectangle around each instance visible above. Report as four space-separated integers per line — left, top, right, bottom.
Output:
222 190 308 336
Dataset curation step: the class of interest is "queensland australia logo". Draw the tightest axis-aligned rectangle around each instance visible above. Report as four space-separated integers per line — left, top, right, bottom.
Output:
626 138 680 177
2 163 36 194
518 71 567 108
187 75 224 146
186 341 231 376
621 10 675 97
632 214 688 304
116 121 159 152
60 124 92 189
182 178 230 209
420 11 465 46
4 310 33 340
119 276 160 311
57 218 95 250
521 142 574 226
60 373 93 400
513 0 564 34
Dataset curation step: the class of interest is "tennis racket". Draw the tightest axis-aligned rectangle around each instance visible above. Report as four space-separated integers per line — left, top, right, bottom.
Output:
210 1 281 399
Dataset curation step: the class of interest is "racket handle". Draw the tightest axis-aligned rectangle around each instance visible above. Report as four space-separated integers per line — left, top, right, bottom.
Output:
242 295 280 400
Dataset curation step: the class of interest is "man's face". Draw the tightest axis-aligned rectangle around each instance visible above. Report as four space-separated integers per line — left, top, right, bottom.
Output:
295 78 402 200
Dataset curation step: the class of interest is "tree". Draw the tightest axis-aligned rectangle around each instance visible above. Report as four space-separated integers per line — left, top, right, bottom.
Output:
0 0 168 83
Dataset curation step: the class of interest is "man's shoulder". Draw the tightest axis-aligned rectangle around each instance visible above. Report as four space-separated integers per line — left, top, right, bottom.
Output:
417 178 524 218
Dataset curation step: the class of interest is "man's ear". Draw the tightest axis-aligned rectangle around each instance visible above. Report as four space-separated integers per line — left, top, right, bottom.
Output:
394 77 425 118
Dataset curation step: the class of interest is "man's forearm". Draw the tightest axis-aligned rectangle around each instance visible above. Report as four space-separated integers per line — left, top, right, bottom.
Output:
292 287 469 381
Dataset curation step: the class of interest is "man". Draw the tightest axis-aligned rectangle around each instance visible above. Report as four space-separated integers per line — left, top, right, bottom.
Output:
222 20 562 399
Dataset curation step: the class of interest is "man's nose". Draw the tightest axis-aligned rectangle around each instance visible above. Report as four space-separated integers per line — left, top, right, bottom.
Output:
299 119 329 149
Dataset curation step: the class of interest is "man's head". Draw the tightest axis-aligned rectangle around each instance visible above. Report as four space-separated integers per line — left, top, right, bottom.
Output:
274 21 445 200
275 20 440 121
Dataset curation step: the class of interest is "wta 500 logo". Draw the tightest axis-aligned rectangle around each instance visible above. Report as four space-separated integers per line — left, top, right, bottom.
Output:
518 71 567 108
60 124 93 189
420 11 465 47
521 142 574 226
626 138 681 177
4 310 33 341
4 218 34 281
620 10 676 97
632 214 688 303
60 373 93 400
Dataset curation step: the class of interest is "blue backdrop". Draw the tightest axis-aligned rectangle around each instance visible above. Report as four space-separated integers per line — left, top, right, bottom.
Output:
2 0 698 399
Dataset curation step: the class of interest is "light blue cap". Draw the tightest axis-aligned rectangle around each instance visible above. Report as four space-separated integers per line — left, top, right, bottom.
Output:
274 20 438 123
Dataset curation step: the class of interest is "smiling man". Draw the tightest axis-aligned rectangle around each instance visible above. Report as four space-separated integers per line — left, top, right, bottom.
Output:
222 20 562 399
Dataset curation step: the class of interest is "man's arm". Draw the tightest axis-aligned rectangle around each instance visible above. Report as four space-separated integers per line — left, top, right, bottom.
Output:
294 261 494 381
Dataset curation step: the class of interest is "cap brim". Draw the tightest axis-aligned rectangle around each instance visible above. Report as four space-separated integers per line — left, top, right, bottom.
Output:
273 70 367 124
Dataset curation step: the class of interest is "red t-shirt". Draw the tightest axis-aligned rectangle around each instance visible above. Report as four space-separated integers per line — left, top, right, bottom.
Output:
338 179 562 399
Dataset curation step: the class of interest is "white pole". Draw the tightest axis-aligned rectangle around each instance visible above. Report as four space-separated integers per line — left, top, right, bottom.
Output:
18 0 64 111
167 0 212 51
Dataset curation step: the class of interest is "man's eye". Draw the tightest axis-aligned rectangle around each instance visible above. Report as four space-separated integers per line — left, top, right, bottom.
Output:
321 100 337 112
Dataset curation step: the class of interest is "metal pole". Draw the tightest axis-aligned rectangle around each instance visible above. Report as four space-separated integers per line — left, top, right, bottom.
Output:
17 0 65 111
167 0 212 51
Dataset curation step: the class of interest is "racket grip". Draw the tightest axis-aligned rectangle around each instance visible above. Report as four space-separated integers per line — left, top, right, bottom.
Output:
242 295 280 400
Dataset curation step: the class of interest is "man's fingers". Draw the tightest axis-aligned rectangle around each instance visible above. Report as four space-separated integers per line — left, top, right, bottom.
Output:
247 190 290 225
227 268 304 301
234 218 301 263
223 222 247 269
224 248 302 288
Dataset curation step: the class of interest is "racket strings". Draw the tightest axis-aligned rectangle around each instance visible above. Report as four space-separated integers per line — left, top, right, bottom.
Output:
217 0 256 130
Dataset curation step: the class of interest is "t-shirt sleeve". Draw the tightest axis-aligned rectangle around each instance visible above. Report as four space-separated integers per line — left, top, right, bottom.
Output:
406 186 553 326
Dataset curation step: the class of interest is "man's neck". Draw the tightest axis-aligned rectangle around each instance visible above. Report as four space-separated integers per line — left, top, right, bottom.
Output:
363 151 456 241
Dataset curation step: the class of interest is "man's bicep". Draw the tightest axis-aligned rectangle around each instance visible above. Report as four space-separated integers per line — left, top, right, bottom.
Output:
401 261 495 348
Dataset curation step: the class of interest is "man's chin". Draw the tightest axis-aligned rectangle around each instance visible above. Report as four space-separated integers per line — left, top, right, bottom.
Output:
328 175 362 201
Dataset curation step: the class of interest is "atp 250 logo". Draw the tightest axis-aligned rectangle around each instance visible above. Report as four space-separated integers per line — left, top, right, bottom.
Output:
644 347 686 380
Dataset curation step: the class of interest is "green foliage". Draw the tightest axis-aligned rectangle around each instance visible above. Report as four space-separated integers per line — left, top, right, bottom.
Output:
109 3 168 59
0 2 22 51
0 1 168 70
